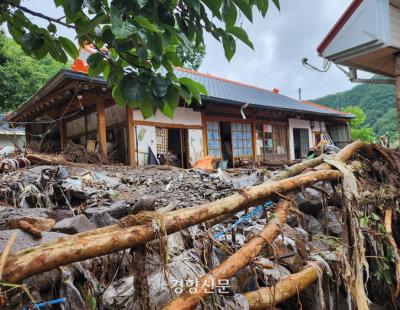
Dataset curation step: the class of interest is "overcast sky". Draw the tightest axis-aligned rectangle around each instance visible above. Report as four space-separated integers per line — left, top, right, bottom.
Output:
19 0 356 100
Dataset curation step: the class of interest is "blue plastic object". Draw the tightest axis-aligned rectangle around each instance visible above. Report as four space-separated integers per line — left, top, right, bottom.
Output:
22 297 66 309
213 201 274 239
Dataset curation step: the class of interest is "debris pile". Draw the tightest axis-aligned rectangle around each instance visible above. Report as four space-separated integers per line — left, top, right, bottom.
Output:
0 141 399 310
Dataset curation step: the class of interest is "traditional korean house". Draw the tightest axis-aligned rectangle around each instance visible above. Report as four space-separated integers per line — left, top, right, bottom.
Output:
8 60 352 168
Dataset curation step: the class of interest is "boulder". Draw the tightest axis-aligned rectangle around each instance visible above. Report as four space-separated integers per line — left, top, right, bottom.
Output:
0 229 67 253
52 214 96 234
90 212 118 228
294 188 323 216
133 196 156 213
318 206 342 236
48 208 75 222
303 215 323 235
0 207 49 230
84 200 132 220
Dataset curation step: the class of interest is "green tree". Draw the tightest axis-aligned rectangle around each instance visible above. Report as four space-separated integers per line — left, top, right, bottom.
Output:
0 30 65 112
342 106 375 142
176 42 205 70
0 0 280 118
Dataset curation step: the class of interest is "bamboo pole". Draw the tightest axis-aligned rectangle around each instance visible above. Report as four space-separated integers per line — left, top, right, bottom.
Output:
243 263 324 310
2 170 340 283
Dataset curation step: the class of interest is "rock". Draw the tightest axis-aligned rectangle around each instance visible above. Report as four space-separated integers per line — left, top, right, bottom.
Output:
285 213 299 227
0 207 49 230
6 217 55 231
310 239 331 251
90 212 118 228
133 196 156 213
0 229 67 253
272 235 304 273
48 208 75 222
294 188 323 216
84 200 132 220
52 214 96 234
304 215 323 235
317 206 342 236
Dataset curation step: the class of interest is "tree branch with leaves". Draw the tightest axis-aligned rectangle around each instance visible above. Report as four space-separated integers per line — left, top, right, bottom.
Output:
0 0 280 118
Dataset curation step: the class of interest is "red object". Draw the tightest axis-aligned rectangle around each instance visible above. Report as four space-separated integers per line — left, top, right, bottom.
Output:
272 88 280 94
71 58 89 74
317 0 363 54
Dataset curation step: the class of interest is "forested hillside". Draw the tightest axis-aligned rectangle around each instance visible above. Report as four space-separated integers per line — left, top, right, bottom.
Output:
314 83 397 142
0 30 65 112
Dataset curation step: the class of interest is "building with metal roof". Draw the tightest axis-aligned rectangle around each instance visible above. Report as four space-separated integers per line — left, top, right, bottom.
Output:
9 65 352 168
0 114 25 150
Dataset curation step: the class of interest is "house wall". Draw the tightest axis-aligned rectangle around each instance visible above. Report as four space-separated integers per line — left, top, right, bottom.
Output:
390 4 400 46
288 118 326 160
133 107 202 126
188 129 204 165
66 105 126 139
135 125 157 166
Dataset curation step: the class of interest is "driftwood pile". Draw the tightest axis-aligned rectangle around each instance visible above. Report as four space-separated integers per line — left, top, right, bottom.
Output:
0 141 400 309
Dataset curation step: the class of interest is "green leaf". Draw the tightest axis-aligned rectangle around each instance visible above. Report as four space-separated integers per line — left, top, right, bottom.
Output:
112 84 126 107
77 14 109 36
140 96 153 118
58 36 78 59
222 34 236 61
222 0 237 27
272 0 280 11
110 5 137 37
164 51 182 67
161 102 174 119
233 0 253 22
134 16 162 33
64 0 83 14
151 76 170 98
256 0 268 16
202 0 223 19
87 52 106 76
120 74 146 102
179 77 207 103
227 26 253 49
166 86 180 110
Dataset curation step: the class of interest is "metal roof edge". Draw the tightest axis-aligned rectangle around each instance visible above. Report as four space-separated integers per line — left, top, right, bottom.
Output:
203 96 354 119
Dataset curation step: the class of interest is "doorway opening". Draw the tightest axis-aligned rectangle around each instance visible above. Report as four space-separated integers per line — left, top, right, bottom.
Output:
293 128 309 159
156 127 189 168
220 122 232 167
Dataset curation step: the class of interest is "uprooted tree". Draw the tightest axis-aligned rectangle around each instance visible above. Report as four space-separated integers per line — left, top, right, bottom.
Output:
0 0 280 118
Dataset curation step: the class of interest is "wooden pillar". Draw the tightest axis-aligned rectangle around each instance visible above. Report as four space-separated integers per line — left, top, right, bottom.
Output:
251 114 257 163
201 111 208 157
395 53 400 139
126 106 136 166
96 98 107 160
59 120 67 150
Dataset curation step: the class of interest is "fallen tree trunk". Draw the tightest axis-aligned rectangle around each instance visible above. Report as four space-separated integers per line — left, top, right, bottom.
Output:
384 208 400 297
3 169 340 283
163 198 293 310
243 263 324 310
165 140 371 309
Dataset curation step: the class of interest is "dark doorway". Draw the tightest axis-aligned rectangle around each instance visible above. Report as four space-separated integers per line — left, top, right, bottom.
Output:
163 128 189 168
293 128 309 159
220 122 232 167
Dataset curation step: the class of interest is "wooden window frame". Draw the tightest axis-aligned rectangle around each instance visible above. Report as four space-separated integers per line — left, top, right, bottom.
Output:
255 121 289 162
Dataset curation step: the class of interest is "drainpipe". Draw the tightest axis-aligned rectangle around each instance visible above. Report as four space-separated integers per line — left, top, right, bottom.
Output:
241 103 249 119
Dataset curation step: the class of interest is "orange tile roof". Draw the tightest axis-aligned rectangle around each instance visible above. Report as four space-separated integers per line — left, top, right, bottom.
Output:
301 100 348 115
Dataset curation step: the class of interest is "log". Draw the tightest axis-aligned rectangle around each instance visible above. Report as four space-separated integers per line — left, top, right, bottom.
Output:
3 141 370 284
164 140 371 309
163 198 293 310
384 209 400 297
243 263 324 309
2 169 340 283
